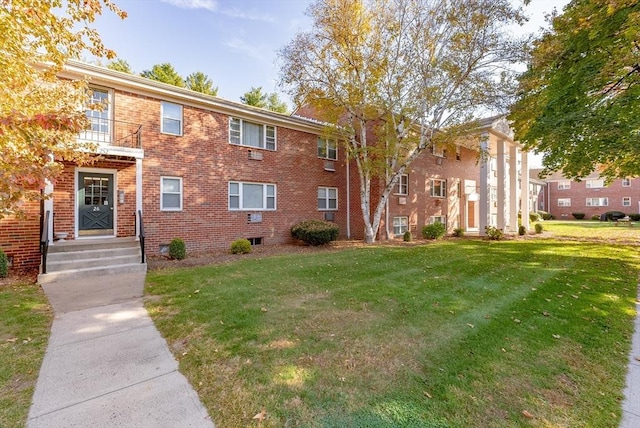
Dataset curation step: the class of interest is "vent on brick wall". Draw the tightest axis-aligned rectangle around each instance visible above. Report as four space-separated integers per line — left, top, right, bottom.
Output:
398 197 407 205
324 161 336 171
324 212 335 221
248 150 263 161
247 213 263 223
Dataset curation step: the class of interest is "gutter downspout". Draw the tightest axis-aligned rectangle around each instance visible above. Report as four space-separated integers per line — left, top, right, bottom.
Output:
346 159 351 239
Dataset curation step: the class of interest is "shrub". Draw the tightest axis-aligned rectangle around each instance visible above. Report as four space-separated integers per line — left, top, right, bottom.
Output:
518 225 526 236
0 248 8 278
529 212 541 222
538 210 554 220
291 220 339 246
403 231 412 242
453 227 465 237
535 223 544 234
629 213 640 221
422 222 446 240
230 238 252 254
168 238 186 260
485 226 504 240
591 215 600 221
571 212 585 220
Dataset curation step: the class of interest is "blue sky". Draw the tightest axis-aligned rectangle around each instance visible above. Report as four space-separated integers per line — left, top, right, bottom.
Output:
92 0 570 106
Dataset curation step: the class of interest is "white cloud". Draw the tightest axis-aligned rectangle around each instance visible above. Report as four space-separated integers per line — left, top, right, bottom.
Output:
221 8 275 22
225 38 267 62
160 0 218 13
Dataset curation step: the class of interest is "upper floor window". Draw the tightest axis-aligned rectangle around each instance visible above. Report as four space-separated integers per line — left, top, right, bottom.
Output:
80 87 111 143
586 197 608 207
396 174 408 195
558 181 571 190
585 179 604 189
229 181 276 211
229 117 276 150
431 179 446 198
622 178 631 187
317 138 337 160
160 176 183 211
318 187 338 210
161 101 183 136
557 198 571 207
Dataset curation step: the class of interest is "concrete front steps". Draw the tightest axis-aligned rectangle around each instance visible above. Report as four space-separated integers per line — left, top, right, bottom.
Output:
38 237 147 285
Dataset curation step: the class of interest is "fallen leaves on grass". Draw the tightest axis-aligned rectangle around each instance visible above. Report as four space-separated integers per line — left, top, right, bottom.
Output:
522 410 534 419
252 408 267 423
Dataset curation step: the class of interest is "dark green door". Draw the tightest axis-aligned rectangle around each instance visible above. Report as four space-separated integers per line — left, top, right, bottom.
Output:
78 172 114 236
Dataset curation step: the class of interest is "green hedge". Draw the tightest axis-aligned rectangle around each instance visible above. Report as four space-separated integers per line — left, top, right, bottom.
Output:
169 238 186 260
230 238 252 254
422 222 446 240
0 248 8 278
291 220 339 246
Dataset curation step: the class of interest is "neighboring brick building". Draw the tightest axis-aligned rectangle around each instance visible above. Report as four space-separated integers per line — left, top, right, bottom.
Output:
533 169 640 219
0 61 531 272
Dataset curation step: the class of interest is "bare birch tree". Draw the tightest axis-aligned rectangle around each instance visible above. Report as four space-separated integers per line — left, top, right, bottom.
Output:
279 0 528 243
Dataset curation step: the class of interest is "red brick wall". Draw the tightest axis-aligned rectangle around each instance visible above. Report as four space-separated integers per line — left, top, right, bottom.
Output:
0 201 41 270
548 178 640 219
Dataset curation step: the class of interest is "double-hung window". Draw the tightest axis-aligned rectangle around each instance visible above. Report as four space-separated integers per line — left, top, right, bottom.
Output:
622 178 631 187
161 177 183 211
393 217 408 236
557 181 571 190
430 215 446 224
229 182 276 210
622 197 631 207
557 198 571 207
229 117 276 150
317 138 337 160
586 197 608 207
396 174 408 195
585 179 604 189
318 187 338 210
430 179 446 198
161 101 183 136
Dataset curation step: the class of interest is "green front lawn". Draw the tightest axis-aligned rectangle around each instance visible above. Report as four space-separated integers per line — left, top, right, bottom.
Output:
0 283 52 427
146 239 639 427
542 220 640 244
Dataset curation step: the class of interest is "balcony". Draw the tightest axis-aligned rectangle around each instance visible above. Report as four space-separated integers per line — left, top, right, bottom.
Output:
78 118 143 158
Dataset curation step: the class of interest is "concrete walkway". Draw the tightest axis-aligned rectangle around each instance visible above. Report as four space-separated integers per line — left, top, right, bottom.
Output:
621 284 640 427
28 272 214 427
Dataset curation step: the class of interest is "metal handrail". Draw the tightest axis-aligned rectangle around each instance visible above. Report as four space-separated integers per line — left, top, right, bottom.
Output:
40 210 50 274
79 119 142 149
137 210 145 263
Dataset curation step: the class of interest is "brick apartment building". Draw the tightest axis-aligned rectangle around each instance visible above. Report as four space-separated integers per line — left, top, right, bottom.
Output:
0 61 531 272
532 169 640 219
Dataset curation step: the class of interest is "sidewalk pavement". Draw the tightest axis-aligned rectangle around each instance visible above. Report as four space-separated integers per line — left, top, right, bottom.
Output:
28 272 214 427
621 284 640 428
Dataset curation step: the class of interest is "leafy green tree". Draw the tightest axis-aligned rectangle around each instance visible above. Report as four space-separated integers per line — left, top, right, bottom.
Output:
107 58 133 74
509 0 640 180
241 87 288 113
140 63 185 87
0 0 126 218
185 71 218 96
280 0 526 243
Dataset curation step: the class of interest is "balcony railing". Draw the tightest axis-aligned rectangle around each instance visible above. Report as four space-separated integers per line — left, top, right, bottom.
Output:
79 118 142 149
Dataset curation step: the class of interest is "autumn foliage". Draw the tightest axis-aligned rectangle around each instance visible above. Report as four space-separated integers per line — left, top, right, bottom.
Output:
0 0 126 217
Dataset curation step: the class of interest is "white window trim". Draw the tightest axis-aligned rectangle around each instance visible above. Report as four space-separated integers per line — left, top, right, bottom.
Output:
557 198 571 207
430 215 446 225
430 178 446 198
622 197 631 207
622 178 631 187
393 216 408 236
160 176 183 211
228 181 277 211
317 186 338 211
585 179 604 189
317 137 337 160
161 101 183 136
558 181 571 190
395 174 409 195
586 197 608 207
81 86 113 141
229 117 277 151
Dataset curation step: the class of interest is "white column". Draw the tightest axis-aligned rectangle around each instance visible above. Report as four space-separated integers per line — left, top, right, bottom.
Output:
521 151 530 231
497 140 506 230
44 180 54 244
479 139 490 235
136 157 143 240
509 145 518 232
